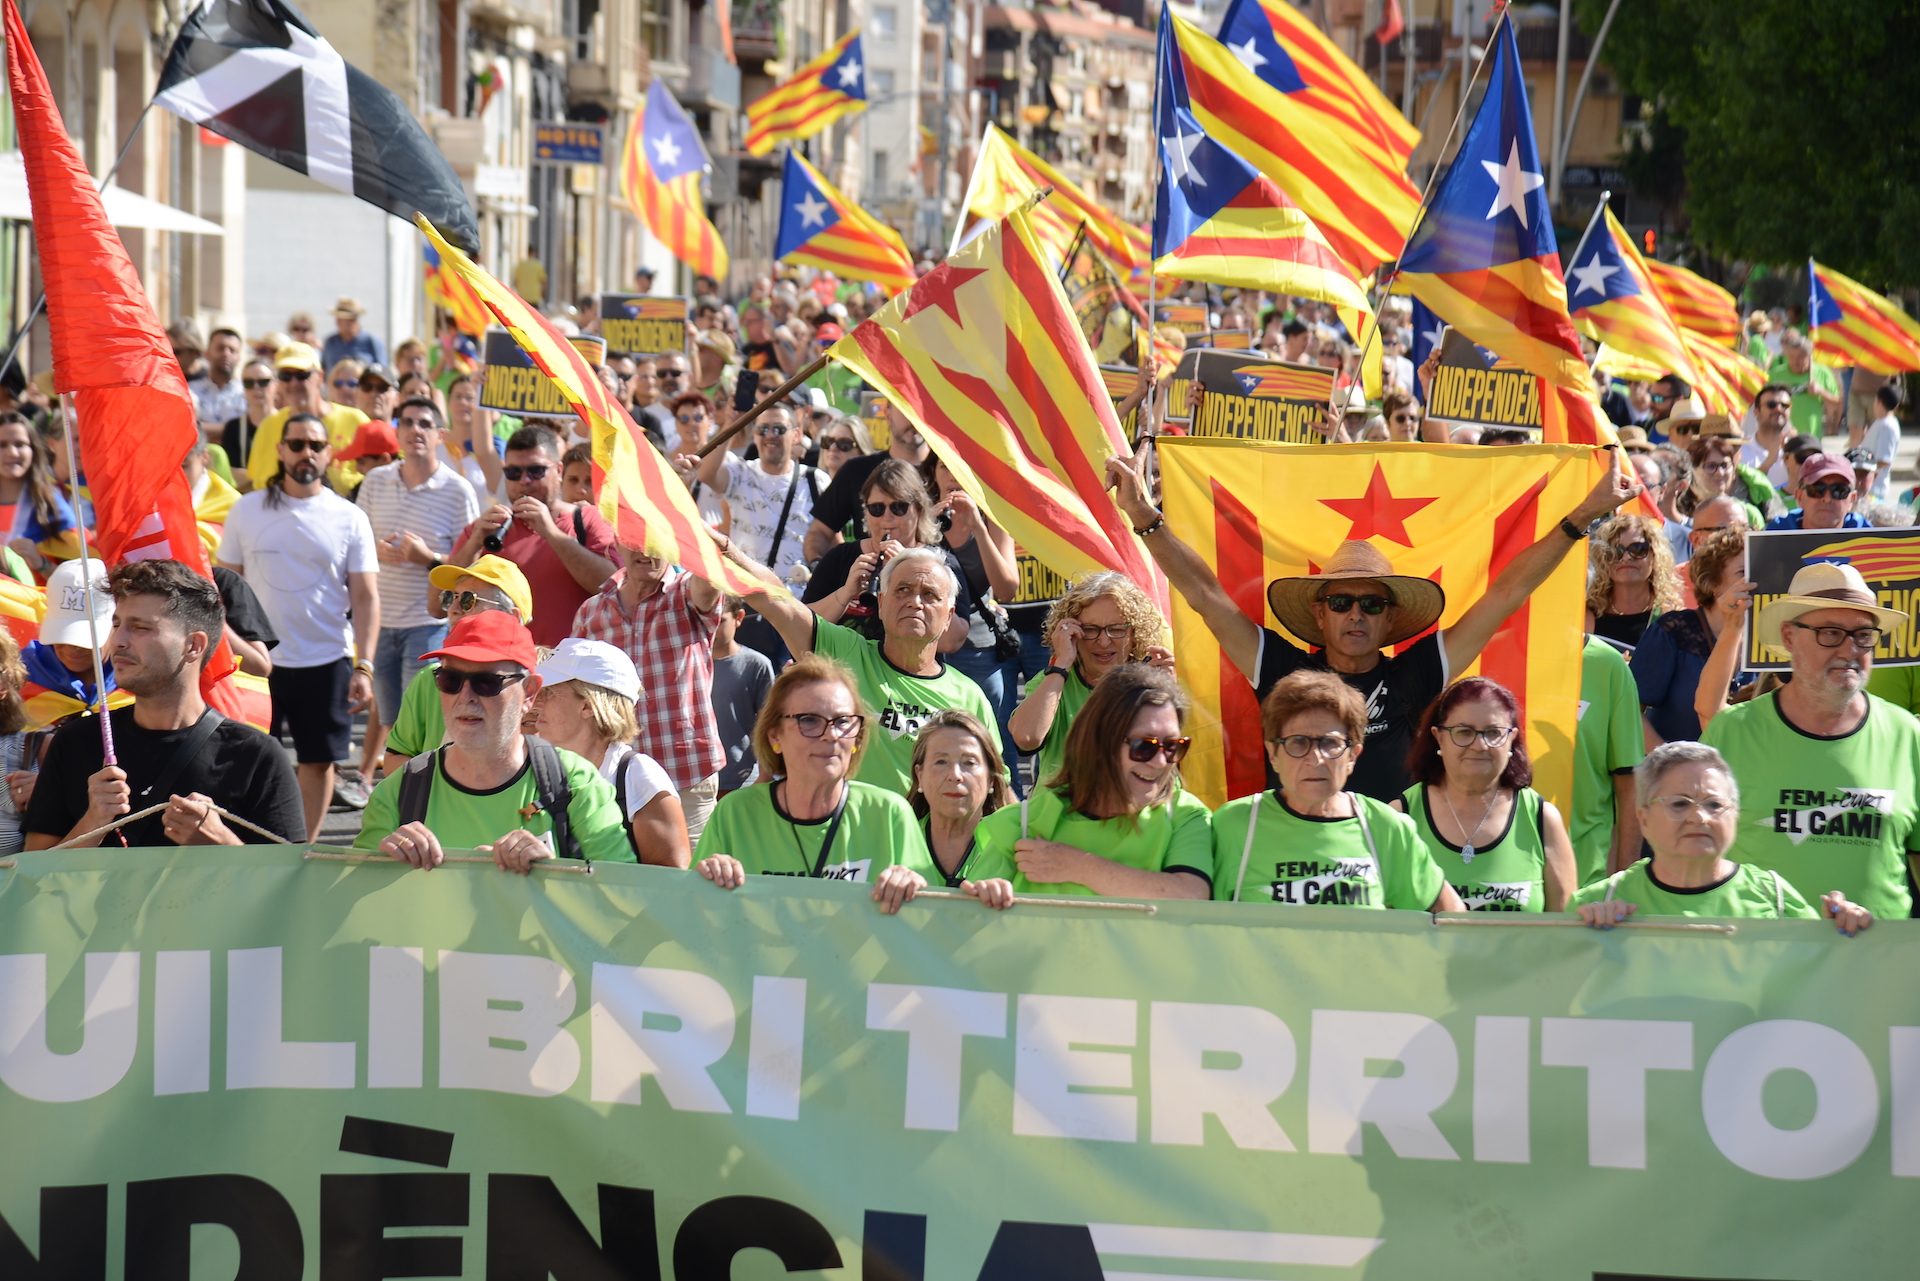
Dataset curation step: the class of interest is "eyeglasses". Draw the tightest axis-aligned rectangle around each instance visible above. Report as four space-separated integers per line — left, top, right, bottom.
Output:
1693 523 1735 535
1076 623 1133 641
1390 412 1419 423
433 668 527 697
439 589 513 616
675 412 707 425
866 501 914 518
1439 724 1517 748
1276 733 1353 759
396 415 439 431
1801 482 1853 500
502 464 551 481
276 369 313 382
1126 735 1192 764
822 437 860 452
282 438 328 453
1649 390 1675 405
1790 621 1883 650
1613 541 1653 559
1647 794 1735 822
1319 593 1391 615
242 377 273 389
783 711 865 739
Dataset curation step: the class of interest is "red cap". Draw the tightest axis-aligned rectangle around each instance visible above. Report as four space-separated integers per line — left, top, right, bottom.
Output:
814 322 845 344
418 611 538 670
337 420 400 460
1797 452 1854 489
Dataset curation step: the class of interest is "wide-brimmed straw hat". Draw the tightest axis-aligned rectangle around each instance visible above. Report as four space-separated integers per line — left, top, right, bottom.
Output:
1754 562 1909 659
1266 540 1447 648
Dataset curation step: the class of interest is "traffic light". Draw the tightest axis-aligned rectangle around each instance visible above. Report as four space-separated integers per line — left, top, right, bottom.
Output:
1643 229 1658 256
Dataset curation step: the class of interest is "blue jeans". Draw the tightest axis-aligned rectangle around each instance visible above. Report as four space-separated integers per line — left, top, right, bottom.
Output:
948 643 1022 792
374 623 447 727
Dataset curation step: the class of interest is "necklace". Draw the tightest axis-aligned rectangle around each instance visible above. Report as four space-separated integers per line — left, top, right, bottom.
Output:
1439 785 1497 863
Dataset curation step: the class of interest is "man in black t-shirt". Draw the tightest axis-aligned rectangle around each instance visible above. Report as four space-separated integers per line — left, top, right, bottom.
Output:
26 560 304 848
1105 449 1643 800
803 402 932 560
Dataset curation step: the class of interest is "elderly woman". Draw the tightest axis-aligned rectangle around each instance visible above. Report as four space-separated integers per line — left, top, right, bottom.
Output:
803 459 973 650
533 638 690 867
1633 528 1753 744
1584 512 1680 648
1397 677 1576 912
695 654 935 912
1571 742 1873 931
1010 572 1174 788
970 664 1212 899
1213 671 1463 910
908 709 1015 907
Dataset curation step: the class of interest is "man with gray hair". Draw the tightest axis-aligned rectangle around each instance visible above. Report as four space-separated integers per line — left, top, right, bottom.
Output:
1702 560 1920 919
733 541 997 795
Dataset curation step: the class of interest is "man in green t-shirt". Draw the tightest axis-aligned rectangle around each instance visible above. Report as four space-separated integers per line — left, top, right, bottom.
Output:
1700 561 1920 917
357 611 632 869
1767 330 1842 440
1572 636 1644 883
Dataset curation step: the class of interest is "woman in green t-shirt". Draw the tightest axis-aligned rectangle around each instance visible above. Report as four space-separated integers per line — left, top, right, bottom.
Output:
972 664 1213 899
907 709 1015 908
1213 671 1463 911
1008 572 1175 789
1397 677 1576 912
1573 742 1873 931
694 654 936 912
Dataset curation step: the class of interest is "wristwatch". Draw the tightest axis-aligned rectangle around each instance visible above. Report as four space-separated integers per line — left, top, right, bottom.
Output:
1558 517 1587 541
1042 665 1072 680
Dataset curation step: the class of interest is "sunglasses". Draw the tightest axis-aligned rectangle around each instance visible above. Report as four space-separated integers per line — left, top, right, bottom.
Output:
502 464 551 481
822 437 859 452
783 711 865 739
866 501 914 518
333 379 359 391
396 416 440 431
1759 399 1792 412
438 589 513 615
282 438 328 453
360 382 393 394
433 668 527 697
1276 732 1353 759
1613 541 1653 559
658 368 687 380
1319 593 1391 615
676 412 707 424
242 377 273 389
1439 724 1517 748
276 369 313 382
1802 482 1853 500
757 424 791 437
1126 735 1192 764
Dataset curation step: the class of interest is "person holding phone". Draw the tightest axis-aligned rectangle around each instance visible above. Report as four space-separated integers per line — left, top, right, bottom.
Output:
801 461 972 652
687 400 826 592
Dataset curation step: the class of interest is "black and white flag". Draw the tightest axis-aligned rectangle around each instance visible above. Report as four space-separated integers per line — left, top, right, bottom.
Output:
156 0 479 252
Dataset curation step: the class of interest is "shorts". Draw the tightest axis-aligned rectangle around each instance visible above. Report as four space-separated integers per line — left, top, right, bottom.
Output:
270 657 355 764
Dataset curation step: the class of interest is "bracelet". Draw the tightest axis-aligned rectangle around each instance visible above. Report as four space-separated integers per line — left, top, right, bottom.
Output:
1559 517 1587 541
353 660 374 676
1133 514 1166 538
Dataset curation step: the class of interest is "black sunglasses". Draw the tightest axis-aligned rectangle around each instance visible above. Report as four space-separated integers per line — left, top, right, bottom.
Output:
1802 482 1853 500
822 437 859 452
1319 593 1391 615
276 369 313 382
658 368 687 380
282 438 328 453
1614 540 1654 559
866 501 913 518
396 415 440 431
433 668 527 697
503 464 551 481
1126 735 1192 764
241 377 273 389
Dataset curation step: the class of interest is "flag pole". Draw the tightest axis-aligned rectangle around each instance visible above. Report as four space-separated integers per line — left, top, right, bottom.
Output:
693 353 832 458
58 397 115 766
946 122 993 257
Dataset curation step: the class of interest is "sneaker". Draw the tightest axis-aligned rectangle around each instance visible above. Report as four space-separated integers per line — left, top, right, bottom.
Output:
333 776 372 810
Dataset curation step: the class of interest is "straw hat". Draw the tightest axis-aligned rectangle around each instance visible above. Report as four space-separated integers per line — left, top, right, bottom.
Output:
1754 562 1908 659
1266 540 1447 648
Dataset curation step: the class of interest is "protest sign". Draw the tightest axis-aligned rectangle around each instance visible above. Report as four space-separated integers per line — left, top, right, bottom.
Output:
1166 350 1335 442
1100 365 1141 437
3 848 1917 1281
1011 548 1070 612
599 294 689 356
1201 329 1252 350
479 328 574 417
567 332 606 366
1153 301 1208 334
1426 329 1542 435
1744 527 1920 670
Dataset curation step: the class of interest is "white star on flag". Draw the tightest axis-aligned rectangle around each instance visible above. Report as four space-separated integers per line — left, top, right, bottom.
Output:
1166 126 1208 189
837 59 862 88
794 191 830 228
650 132 682 167
1420 322 1444 353
1229 36 1268 72
1480 140 1545 227
1569 252 1620 300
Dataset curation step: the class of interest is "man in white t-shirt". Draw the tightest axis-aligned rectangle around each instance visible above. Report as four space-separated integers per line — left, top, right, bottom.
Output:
1863 383 1903 500
219 413 381 839
689 401 824 586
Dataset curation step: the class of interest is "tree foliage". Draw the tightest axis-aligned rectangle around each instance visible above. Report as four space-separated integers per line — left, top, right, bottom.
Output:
1575 0 1920 288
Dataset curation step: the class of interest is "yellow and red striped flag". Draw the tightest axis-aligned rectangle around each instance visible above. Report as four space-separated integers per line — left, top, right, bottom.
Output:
1566 205 1699 385
744 30 868 157
1643 258 1740 348
1159 436 1607 812
418 217 769 599
1682 328 1767 414
961 123 1150 273
775 150 913 293
830 203 1163 599
1808 260 1920 375
621 81 729 280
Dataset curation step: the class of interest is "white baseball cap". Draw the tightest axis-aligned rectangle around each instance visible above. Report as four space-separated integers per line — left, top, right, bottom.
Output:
535 637 640 702
38 558 111 649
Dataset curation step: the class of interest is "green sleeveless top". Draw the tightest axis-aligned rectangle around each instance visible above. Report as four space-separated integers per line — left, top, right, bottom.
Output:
1402 783 1547 912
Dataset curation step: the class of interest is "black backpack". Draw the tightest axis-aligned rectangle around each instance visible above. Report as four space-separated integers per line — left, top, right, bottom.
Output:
397 736 584 862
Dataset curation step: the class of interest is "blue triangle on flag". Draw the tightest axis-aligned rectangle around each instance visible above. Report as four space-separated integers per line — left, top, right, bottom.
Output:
1807 260 1842 329
775 151 842 259
1213 0 1308 95
827 34 868 100
1564 206 1641 309
1408 296 1444 404
1154 10 1260 257
642 80 706 183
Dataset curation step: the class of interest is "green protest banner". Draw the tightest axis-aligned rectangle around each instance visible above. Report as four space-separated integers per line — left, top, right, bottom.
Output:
4 847 1919 1280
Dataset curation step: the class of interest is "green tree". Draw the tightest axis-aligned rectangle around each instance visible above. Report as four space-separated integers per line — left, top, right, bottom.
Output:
1576 0 1920 289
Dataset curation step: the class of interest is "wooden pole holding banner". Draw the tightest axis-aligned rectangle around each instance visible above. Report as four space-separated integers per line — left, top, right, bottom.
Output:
693 353 832 458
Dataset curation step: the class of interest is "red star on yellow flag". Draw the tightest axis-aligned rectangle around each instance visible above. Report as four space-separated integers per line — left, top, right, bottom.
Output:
900 262 987 326
1318 462 1437 547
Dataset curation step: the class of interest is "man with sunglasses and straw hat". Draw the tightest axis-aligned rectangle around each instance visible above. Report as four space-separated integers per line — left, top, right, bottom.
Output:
1106 450 1644 800
1701 560 1920 919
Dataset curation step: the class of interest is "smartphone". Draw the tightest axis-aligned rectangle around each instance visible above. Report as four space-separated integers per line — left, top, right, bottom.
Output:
733 369 761 413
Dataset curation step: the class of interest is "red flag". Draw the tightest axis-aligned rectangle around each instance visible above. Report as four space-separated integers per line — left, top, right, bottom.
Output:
1374 0 1405 46
4 0 239 704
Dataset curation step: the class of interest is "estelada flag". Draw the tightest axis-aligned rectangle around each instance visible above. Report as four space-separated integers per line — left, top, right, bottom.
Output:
1159 437 1606 813
1682 329 1767 415
831 203 1163 601
1566 201 1699 386
1643 257 1741 349
743 29 868 156
962 124 1150 273
775 150 913 294
622 81 729 280
417 218 771 600
1808 260 1920 376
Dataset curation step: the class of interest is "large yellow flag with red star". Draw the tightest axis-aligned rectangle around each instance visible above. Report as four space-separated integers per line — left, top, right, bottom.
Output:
1159 437 1607 813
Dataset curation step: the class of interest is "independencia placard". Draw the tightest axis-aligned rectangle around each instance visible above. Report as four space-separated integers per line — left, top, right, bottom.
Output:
1168 350 1334 443
1427 329 1542 433
1746 526 1920 670
600 294 688 356
2 849 1918 1280
479 329 575 417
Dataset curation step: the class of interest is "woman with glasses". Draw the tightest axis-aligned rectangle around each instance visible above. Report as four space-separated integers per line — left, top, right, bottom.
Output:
970 664 1212 900
1633 528 1754 744
816 416 872 480
1572 742 1872 930
221 359 279 491
1214 670 1460 909
695 654 936 912
1379 390 1424 442
1679 432 1778 529
1396 677 1576 912
1010 572 1174 790
1584 512 1679 648
802 460 972 648
327 358 366 407
907 709 1015 907
663 392 727 527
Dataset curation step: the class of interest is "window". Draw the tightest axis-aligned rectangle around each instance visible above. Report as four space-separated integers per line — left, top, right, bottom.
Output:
640 0 672 61
872 6 897 39
872 148 890 190
872 68 895 95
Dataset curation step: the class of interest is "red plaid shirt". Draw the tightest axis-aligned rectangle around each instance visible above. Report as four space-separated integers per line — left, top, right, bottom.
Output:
571 568 725 789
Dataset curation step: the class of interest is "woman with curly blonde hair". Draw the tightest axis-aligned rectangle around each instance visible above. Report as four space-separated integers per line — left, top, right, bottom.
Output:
1010 571 1174 787
1584 512 1680 649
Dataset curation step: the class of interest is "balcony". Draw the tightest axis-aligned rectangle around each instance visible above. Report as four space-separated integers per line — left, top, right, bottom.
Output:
680 43 741 112
732 0 781 61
